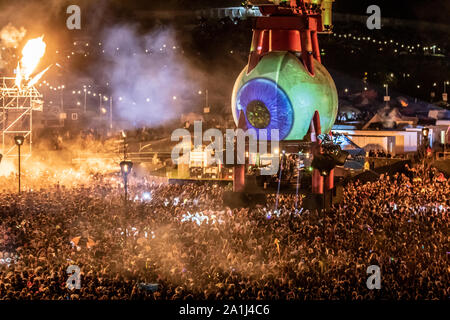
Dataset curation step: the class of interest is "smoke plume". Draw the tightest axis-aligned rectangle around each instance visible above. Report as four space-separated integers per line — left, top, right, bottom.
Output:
0 23 27 69
0 23 26 48
100 25 204 128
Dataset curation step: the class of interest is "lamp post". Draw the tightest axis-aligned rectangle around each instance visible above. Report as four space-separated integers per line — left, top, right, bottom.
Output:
444 81 449 106
383 84 390 106
120 159 132 244
122 131 127 161
120 160 133 204
14 135 25 193
109 96 113 130
60 85 65 110
83 87 87 113
421 127 430 173
99 94 102 114
422 127 430 158
422 127 429 147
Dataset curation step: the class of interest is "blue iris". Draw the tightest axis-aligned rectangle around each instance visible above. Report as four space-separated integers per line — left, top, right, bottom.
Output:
236 78 293 140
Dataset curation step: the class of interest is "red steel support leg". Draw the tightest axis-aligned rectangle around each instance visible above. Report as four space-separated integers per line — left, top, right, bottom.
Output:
301 30 314 75
311 31 321 63
233 110 248 192
311 111 323 194
325 169 334 190
248 29 266 74
324 134 334 191
233 165 245 192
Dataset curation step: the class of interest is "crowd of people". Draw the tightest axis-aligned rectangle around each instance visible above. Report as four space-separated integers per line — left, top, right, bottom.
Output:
368 149 393 158
0 161 448 300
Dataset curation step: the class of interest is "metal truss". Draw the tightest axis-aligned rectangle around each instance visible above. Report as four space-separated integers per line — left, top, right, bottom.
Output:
1 77 43 160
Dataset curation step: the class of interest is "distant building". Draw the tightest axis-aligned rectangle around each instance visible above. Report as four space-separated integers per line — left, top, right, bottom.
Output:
332 128 432 155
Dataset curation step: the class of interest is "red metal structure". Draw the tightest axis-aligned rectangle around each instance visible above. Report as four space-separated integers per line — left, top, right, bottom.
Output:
247 0 333 75
234 0 335 197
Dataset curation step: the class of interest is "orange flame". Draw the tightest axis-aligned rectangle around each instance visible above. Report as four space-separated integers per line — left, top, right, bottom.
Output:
15 36 47 88
14 62 22 89
28 64 52 87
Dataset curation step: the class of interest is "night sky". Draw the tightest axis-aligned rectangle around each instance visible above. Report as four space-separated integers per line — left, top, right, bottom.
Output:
0 0 448 108
117 0 450 25
1 1 449 25
334 0 450 24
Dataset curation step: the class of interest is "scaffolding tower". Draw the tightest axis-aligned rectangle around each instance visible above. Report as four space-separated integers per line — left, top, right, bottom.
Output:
0 77 43 161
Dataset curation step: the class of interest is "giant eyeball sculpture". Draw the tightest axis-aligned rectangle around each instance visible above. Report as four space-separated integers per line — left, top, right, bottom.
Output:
231 52 338 141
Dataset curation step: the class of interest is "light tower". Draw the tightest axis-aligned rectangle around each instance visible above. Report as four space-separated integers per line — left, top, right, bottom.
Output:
0 77 43 161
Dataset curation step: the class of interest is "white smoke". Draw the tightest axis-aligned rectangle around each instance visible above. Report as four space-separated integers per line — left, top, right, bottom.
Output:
0 23 26 48
0 158 15 177
101 25 203 128
0 23 27 69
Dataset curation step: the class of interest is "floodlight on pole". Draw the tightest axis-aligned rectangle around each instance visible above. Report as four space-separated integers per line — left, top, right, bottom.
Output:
421 127 430 159
120 160 133 176
14 135 25 146
120 160 133 203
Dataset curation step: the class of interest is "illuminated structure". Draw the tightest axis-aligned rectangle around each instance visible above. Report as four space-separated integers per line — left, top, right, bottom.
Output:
231 0 338 197
0 77 43 160
232 53 338 140
1 36 47 161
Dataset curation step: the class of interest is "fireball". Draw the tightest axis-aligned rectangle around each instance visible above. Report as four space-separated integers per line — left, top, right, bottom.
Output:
15 36 47 88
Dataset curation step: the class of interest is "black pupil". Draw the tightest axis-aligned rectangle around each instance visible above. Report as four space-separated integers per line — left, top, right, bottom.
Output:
246 100 271 129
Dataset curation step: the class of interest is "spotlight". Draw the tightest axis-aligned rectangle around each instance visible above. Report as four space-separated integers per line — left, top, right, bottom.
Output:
142 192 152 201
120 160 133 204
14 136 25 146
120 160 133 176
